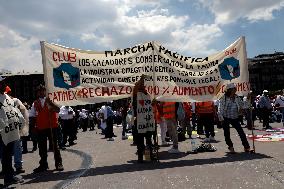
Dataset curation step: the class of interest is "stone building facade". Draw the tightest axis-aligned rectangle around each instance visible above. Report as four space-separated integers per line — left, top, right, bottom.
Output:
1 72 44 105
248 52 284 94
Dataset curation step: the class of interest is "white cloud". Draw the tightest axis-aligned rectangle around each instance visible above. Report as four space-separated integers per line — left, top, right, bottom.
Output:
80 33 113 49
199 0 284 24
118 9 188 35
167 24 223 55
0 0 230 72
0 25 42 73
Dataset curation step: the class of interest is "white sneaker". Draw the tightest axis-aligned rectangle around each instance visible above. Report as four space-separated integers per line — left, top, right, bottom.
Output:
204 138 210 143
168 148 181 154
209 136 216 141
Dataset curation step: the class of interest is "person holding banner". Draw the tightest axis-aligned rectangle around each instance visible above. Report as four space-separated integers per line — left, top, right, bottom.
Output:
0 76 25 186
218 83 250 153
132 75 155 163
30 84 64 173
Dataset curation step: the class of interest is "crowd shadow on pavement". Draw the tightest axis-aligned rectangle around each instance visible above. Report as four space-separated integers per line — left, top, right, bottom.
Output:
20 152 271 185
157 151 188 160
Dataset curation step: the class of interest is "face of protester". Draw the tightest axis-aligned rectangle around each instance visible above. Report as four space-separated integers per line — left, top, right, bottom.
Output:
137 77 145 92
37 89 46 98
0 81 7 94
228 87 236 97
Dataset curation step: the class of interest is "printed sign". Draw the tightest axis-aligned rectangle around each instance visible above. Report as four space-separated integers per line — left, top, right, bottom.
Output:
0 94 24 145
41 37 249 105
136 92 155 134
247 132 284 142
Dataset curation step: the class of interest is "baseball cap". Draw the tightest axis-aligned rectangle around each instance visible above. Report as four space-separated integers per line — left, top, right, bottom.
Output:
225 83 236 91
5 86 11 94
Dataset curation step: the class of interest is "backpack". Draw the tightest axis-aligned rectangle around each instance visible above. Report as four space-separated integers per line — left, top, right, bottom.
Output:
195 143 217 152
177 102 185 121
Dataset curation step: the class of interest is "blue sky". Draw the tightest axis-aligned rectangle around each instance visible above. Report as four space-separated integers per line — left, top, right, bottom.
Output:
0 0 284 73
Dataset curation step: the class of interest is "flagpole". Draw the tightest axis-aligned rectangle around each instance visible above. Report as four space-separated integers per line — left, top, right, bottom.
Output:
40 41 57 156
151 41 159 162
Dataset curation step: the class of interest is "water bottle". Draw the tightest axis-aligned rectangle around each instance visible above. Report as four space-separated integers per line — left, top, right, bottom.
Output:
191 133 197 153
144 147 151 161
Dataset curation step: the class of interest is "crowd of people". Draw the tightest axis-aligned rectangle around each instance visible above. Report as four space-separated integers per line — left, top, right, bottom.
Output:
0 74 284 186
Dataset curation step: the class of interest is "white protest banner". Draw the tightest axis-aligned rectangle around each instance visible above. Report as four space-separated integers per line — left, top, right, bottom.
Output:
41 41 154 106
136 92 155 134
0 94 24 145
152 36 249 102
41 36 249 105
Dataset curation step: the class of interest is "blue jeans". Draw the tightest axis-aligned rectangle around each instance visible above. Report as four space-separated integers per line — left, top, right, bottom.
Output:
222 117 250 149
13 139 23 169
0 137 14 182
122 118 127 137
280 107 284 125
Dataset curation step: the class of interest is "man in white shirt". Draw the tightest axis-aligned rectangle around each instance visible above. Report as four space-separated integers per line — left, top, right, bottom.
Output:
274 89 284 126
79 109 88 132
259 90 273 129
59 106 76 146
100 103 115 141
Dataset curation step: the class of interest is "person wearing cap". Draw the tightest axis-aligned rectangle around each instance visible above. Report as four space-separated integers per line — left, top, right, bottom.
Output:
258 90 273 129
0 76 25 186
274 89 284 127
218 83 250 153
5 85 29 174
29 84 64 173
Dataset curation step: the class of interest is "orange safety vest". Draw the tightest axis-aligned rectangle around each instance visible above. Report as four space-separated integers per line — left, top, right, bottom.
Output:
34 99 58 130
162 102 176 119
153 104 161 124
196 101 215 114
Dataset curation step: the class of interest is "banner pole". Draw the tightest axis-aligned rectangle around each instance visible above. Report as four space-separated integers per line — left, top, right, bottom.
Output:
152 41 159 162
242 37 255 153
250 104 256 153
40 41 57 157
40 41 50 94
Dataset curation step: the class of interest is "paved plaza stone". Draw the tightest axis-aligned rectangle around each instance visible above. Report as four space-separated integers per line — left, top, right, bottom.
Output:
1 121 284 189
